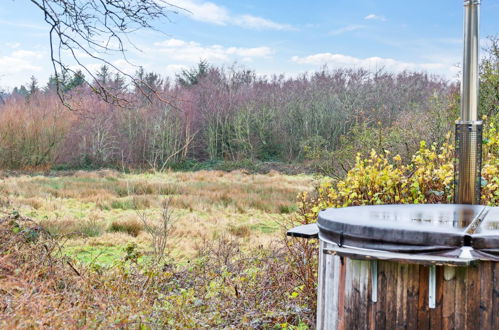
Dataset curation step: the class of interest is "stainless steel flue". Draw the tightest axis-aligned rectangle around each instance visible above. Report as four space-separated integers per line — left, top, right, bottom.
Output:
455 0 483 205
461 0 480 122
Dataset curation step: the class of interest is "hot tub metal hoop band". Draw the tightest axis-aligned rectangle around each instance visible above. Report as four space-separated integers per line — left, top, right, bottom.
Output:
429 265 437 309
370 260 378 303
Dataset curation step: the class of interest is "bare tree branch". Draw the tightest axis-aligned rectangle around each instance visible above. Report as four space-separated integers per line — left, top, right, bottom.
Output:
28 0 184 108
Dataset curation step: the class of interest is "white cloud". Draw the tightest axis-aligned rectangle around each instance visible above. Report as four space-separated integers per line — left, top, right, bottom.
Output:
171 0 229 25
6 42 21 49
291 53 459 79
153 38 273 63
225 46 273 57
0 50 44 88
169 0 294 30
11 50 43 59
0 51 43 74
164 64 188 76
156 39 188 47
329 24 365 36
232 15 294 31
0 19 47 31
364 14 387 21
0 57 42 75
111 59 140 75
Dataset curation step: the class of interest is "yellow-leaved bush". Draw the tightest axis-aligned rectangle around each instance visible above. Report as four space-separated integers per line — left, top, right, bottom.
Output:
481 121 499 205
299 125 499 223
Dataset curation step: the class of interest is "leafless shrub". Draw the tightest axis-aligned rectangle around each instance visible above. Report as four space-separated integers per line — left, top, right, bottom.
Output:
136 198 176 265
278 208 320 313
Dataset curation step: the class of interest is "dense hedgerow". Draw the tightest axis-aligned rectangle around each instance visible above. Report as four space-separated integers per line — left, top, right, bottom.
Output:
298 123 499 223
0 216 314 328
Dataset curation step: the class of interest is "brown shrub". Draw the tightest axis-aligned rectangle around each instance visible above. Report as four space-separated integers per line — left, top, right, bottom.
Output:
109 219 143 237
16 197 44 210
227 223 251 238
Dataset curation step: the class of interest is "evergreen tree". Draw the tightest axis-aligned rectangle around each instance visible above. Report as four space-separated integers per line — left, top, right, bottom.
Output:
134 67 163 100
112 73 126 91
176 60 209 87
28 76 39 95
66 70 86 90
95 65 111 86
12 85 29 97
45 69 70 92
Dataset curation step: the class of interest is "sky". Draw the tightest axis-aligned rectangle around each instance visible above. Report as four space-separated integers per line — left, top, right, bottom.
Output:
1 0 499 90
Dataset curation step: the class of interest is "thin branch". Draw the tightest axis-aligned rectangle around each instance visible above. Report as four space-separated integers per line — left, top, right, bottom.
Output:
29 0 184 108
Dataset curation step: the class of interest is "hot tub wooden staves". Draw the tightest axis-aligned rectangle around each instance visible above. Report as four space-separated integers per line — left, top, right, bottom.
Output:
316 241 499 330
287 205 499 330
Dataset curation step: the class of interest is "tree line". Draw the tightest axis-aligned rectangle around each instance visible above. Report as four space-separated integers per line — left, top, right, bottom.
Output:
0 62 459 172
5 43 499 174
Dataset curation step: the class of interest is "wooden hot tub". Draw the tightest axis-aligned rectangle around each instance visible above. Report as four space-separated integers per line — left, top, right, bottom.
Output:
288 204 499 329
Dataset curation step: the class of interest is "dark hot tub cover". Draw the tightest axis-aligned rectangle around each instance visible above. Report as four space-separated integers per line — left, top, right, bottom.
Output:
317 204 499 261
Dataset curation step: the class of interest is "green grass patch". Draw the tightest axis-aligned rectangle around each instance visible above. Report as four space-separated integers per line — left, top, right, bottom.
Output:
279 204 298 214
169 159 259 172
251 221 280 234
110 198 136 210
64 245 127 267
37 179 65 190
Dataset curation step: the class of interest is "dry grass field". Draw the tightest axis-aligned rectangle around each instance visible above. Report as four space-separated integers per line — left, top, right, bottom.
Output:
0 169 315 264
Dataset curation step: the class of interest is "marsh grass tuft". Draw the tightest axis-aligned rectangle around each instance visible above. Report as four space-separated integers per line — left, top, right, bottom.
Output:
227 223 251 238
41 217 105 238
111 199 136 210
109 219 143 237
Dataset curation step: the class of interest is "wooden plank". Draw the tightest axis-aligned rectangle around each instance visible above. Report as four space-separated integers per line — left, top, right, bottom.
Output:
316 241 326 330
454 267 467 329
353 259 362 326
323 242 341 329
395 263 403 328
337 256 347 330
417 266 430 330
465 265 480 329
385 262 397 329
395 263 408 329
375 261 387 330
429 266 443 329
493 263 499 328
401 264 409 328
367 261 376 330
479 262 493 329
343 259 356 327
358 260 370 330
406 264 420 330
442 266 456 329
324 246 477 267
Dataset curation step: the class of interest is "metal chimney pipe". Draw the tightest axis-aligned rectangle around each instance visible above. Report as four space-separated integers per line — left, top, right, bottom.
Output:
461 0 480 121
455 0 482 205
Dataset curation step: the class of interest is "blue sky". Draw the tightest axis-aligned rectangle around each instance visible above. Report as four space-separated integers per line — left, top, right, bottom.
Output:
1 0 499 89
